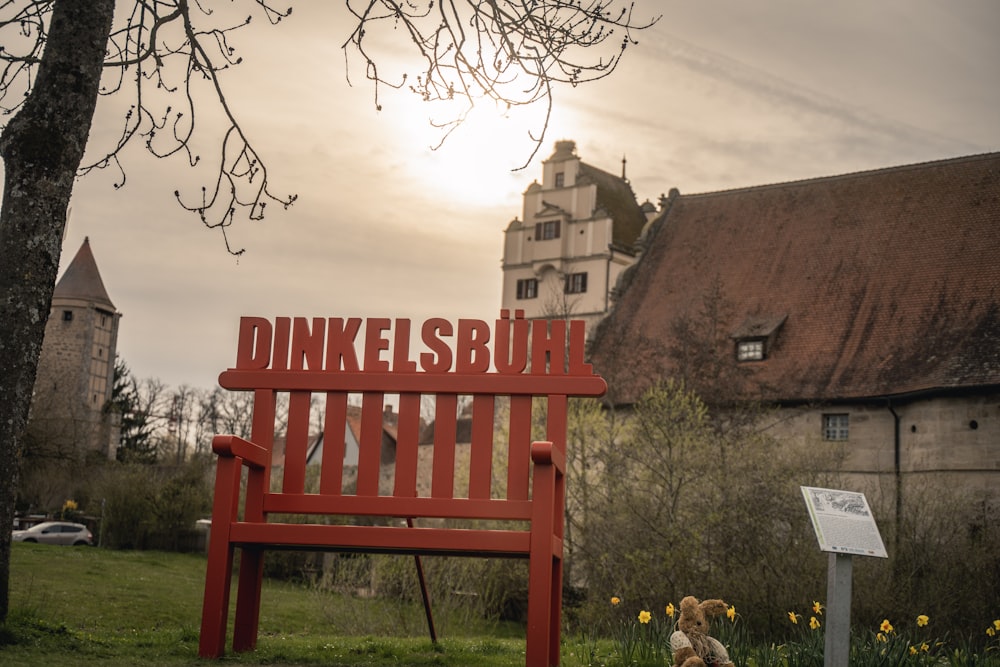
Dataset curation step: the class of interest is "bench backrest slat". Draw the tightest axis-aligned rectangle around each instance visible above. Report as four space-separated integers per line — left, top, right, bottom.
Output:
357 391 385 496
283 390 311 494
393 392 421 498
431 393 458 499
246 388 277 521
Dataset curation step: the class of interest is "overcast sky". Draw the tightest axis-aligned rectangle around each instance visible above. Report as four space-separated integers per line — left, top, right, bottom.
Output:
50 0 1000 390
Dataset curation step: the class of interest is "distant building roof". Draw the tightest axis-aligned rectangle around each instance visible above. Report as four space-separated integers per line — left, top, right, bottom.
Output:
577 162 647 251
543 139 647 251
53 237 115 310
590 152 1000 404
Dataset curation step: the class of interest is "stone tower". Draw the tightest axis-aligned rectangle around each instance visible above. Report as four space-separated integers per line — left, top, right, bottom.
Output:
29 237 121 461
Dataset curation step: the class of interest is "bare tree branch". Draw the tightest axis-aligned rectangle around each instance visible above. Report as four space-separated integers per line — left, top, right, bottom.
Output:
343 1 659 167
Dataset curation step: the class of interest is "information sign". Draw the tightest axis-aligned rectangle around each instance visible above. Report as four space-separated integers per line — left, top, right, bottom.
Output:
800 486 887 558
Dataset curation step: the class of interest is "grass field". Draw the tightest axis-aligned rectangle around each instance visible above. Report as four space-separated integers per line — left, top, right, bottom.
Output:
2 543 551 666
6 544 997 666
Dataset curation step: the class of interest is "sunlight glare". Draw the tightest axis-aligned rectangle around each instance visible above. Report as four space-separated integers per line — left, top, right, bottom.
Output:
383 93 557 208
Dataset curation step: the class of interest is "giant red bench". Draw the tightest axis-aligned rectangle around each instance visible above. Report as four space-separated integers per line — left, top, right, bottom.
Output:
198 312 607 666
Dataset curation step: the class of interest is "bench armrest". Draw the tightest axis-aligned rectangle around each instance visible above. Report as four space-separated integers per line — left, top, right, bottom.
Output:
212 435 269 469
530 440 565 474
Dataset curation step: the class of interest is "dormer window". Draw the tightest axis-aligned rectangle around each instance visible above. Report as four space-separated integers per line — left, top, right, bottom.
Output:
554 172 565 188
731 314 787 363
736 339 765 361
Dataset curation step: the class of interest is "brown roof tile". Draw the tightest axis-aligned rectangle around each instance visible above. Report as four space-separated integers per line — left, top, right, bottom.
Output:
590 153 1000 404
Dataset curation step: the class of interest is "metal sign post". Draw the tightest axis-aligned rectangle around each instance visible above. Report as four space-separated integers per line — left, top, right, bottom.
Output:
801 487 888 667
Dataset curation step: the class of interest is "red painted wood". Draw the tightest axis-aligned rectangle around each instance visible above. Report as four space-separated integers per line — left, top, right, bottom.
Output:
393 393 421 497
200 316 607 667
233 548 263 652
229 522 532 555
544 395 568 543
198 456 241 658
220 369 607 396
432 394 457 499
262 494 533 521
356 392 384 496
282 390 311 494
211 435 268 467
527 440 559 667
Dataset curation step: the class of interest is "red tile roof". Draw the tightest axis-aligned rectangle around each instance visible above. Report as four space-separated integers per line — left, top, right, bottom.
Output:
590 153 1000 404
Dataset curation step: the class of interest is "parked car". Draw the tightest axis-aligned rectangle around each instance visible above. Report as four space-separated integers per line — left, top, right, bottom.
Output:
12 521 93 546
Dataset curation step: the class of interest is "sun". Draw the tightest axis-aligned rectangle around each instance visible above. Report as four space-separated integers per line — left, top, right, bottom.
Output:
382 92 558 209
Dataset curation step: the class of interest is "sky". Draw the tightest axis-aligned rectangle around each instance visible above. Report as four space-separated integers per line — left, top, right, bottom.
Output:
47 0 1000 391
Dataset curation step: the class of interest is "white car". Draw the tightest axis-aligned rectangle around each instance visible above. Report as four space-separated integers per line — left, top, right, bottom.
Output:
12 521 93 546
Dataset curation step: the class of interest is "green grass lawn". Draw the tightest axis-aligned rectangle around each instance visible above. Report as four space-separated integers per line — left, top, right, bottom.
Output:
2 543 552 666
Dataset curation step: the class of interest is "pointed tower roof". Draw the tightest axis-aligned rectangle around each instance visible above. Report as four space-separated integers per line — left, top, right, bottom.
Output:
53 237 115 310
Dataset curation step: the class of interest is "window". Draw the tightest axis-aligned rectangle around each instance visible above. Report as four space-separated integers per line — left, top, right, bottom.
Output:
534 220 561 240
62 310 73 322
516 278 538 300
564 272 588 294
823 414 849 441
554 172 565 188
736 339 764 361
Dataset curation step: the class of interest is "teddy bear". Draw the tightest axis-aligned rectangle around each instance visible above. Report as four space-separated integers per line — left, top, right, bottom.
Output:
669 595 735 667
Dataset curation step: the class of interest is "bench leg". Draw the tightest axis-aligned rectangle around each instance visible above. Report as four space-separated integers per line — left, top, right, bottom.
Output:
526 551 561 667
199 541 235 658
200 457 243 658
550 553 563 666
232 547 265 652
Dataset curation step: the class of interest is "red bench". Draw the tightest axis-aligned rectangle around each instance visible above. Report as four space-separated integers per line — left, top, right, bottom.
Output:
198 312 607 666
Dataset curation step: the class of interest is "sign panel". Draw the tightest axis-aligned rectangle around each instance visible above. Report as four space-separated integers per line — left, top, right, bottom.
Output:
801 486 888 558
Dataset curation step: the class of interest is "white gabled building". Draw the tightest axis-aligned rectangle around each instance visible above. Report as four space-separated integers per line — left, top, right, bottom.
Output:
501 140 654 333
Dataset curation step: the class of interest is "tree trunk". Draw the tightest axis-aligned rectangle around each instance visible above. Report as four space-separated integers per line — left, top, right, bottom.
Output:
0 0 116 622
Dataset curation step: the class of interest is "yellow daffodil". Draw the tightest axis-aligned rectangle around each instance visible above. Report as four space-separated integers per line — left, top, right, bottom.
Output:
788 612 800 624
665 603 675 618
877 632 887 643
880 619 894 634
916 614 929 627
994 620 1000 631
727 605 736 621
812 601 823 615
910 646 918 656
611 596 620 606
638 610 651 624
809 616 821 630
988 627 996 637
920 643 929 653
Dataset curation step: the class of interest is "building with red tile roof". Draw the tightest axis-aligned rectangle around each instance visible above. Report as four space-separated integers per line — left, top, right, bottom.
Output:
589 152 1000 504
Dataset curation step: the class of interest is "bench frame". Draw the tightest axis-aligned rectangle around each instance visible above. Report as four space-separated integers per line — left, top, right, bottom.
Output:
198 314 606 667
